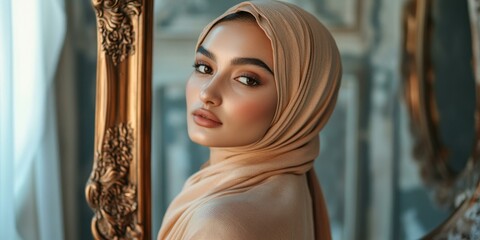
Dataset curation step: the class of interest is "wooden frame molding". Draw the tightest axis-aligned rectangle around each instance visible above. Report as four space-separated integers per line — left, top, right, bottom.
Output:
403 0 480 238
402 0 451 201
402 0 480 206
85 0 153 239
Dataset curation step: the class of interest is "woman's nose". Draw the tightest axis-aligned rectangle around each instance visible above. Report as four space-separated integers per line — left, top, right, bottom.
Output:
199 76 222 107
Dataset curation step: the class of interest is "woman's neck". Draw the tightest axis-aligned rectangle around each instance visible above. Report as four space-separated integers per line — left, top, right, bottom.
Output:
209 148 231 165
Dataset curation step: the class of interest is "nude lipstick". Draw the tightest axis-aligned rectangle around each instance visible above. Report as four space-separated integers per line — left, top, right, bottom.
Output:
192 108 222 128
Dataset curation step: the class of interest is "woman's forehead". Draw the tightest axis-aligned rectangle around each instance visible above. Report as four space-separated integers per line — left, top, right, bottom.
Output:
199 20 274 69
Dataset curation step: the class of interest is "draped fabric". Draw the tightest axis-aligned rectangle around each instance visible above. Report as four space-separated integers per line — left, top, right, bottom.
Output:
0 0 66 239
158 1 342 239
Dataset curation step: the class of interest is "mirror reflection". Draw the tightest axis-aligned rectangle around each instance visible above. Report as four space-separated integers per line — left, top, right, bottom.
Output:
151 0 477 239
431 0 475 174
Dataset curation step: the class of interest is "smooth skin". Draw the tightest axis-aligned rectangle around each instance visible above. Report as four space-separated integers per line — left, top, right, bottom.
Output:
186 19 277 159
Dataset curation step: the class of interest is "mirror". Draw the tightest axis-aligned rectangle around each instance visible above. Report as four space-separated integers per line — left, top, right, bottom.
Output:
402 0 477 206
402 0 480 238
150 0 480 239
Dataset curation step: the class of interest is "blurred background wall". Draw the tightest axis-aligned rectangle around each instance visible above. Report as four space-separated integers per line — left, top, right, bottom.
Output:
34 0 477 239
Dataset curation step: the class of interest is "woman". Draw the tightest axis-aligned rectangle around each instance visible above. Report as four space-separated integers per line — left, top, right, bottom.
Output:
158 1 342 239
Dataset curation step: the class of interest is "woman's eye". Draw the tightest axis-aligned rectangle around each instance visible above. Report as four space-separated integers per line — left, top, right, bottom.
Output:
236 76 260 87
193 63 212 74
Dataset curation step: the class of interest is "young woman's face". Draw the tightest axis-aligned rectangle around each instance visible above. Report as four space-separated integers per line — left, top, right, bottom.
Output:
186 19 277 147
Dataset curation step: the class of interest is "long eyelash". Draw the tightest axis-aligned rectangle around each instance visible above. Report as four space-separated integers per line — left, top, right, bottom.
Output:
192 63 202 69
192 62 211 74
192 64 200 74
193 60 208 67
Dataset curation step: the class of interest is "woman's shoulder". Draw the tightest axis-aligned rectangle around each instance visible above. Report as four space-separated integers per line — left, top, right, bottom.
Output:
185 197 264 239
200 174 308 213
184 174 311 239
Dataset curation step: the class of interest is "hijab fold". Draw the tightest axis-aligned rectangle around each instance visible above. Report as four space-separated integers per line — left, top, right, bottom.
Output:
158 1 342 239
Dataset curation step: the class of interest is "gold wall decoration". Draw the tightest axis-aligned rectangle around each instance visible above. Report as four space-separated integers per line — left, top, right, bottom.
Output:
85 0 153 239
86 123 141 239
92 0 142 65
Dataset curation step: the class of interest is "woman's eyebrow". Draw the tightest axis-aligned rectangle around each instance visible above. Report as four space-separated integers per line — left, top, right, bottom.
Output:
197 46 274 75
197 46 216 61
231 57 274 75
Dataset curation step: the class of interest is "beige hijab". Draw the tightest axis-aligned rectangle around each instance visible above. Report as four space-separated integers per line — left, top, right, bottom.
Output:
158 1 342 239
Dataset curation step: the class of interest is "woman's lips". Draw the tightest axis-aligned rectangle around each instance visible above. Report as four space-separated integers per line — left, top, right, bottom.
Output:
192 108 222 128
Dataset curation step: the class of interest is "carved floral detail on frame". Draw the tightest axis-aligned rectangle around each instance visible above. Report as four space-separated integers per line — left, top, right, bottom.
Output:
92 0 142 65
85 123 142 239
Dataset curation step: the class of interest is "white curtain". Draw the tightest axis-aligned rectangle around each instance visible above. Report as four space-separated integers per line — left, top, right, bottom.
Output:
0 0 66 239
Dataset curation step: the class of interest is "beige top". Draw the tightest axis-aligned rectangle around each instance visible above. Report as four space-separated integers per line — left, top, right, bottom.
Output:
158 1 342 239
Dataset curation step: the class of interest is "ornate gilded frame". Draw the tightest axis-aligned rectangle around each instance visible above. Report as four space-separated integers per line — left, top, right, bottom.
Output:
402 0 480 205
403 0 480 237
402 0 449 202
85 0 153 239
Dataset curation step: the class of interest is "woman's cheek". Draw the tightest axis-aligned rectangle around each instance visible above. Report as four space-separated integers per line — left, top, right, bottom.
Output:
229 96 276 127
185 78 199 108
